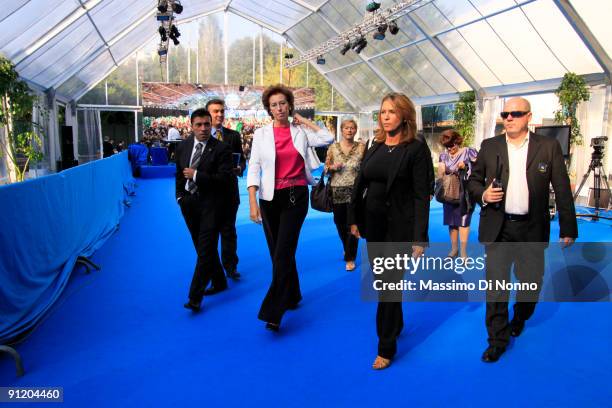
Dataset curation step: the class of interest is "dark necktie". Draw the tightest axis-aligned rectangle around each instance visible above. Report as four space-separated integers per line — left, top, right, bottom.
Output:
186 142 203 193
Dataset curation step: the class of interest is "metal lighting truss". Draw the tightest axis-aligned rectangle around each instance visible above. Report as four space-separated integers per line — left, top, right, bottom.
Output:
284 0 430 68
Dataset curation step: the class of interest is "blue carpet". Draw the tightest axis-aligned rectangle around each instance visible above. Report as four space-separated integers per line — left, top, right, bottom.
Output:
1 176 611 407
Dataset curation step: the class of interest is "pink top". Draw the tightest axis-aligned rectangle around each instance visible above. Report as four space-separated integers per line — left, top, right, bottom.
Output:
273 126 307 190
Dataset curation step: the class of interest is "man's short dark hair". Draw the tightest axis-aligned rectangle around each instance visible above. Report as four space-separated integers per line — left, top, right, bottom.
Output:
190 108 212 122
205 99 225 111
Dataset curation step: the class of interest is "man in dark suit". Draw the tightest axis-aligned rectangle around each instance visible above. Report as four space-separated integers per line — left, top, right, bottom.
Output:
206 99 245 287
176 109 233 311
103 137 114 158
468 97 578 362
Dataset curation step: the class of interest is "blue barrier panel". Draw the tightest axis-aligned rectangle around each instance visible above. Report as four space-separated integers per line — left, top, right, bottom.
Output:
150 146 168 166
0 152 134 343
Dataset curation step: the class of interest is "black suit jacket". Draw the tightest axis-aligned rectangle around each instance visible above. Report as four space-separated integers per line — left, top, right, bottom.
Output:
467 132 578 243
218 126 245 204
220 126 246 171
348 140 431 243
175 135 233 206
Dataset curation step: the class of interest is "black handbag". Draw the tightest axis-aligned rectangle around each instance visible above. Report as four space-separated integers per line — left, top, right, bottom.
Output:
310 173 333 212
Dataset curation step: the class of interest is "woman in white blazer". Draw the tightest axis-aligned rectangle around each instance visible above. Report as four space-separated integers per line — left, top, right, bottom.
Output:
247 84 333 331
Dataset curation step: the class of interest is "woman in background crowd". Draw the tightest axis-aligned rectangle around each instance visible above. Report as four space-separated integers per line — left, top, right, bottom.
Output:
437 129 478 259
324 118 365 271
349 93 431 370
247 84 333 332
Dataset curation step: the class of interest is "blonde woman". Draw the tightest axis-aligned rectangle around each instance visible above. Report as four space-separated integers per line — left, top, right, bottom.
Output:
325 118 365 271
349 93 431 370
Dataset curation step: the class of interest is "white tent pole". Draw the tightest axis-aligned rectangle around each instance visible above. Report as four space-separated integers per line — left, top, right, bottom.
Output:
259 27 264 86
224 11 229 84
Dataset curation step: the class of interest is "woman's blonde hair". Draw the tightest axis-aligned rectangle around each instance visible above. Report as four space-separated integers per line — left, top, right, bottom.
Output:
374 93 417 144
340 118 358 130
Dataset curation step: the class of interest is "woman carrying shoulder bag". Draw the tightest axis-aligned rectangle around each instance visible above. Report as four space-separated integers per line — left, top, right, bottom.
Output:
247 84 333 332
324 118 365 271
437 129 478 259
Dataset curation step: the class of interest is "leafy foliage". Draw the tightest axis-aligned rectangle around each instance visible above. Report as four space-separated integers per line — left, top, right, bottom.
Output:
554 72 590 146
452 91 476 147
0 55 45 182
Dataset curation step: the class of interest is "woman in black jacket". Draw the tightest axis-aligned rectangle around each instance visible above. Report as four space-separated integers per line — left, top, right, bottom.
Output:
349 93 431 370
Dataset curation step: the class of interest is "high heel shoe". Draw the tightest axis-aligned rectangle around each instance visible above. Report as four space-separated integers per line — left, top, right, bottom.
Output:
447 249 459 258
265 322 280 332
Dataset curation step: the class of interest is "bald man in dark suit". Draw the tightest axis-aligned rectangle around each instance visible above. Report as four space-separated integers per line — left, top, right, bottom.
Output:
468 97 577 362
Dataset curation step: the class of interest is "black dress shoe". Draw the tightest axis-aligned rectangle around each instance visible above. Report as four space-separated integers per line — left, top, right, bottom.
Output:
510 319 525 337
183 299 201 312
203 286 227 296
481 346 506 363
226 269 241 280
265 322 280 332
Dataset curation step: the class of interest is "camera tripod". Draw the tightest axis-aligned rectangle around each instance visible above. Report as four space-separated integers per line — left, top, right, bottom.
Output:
573 148 611 221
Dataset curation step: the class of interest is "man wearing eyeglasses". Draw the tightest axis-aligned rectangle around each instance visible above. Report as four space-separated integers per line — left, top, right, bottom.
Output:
468 97 577 362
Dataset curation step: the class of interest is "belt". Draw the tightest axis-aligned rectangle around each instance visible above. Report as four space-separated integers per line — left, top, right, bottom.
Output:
504 213 529 222
275 177 305 188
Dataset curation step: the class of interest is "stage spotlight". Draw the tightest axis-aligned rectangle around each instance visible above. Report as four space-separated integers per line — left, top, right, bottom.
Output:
354 38 367 54
168 25 180 45
158 26 167 42
351 35 365 50
373 23 387 40
366 2 381 12
284 53 294 59
157 0 168 13
388 20 399 35
316 55 326 65
172 0 183 14
340 41 351 55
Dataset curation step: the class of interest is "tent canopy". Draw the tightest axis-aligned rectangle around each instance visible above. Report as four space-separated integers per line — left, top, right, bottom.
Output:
1 0 610 110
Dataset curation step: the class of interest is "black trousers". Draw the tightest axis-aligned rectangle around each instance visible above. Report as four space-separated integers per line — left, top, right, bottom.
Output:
485 220 545 347
366 209 404 360
332 202 359 261
258 186 308 324
219 200 239 272
208 201 239 289
179 194 225 302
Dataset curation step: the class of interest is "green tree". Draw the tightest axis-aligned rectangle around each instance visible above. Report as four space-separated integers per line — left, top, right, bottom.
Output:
197 15 224 84
78 19 355 113
452 91 476 147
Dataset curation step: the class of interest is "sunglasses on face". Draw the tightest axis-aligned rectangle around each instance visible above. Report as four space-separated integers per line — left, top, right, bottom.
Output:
500 111 530 119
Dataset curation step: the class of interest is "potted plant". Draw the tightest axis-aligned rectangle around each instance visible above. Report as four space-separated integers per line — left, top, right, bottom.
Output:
554 72 590 172
0 55 44 182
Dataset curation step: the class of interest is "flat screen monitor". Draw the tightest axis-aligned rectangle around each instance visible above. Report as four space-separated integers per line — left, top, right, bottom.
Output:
534 125 571 157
